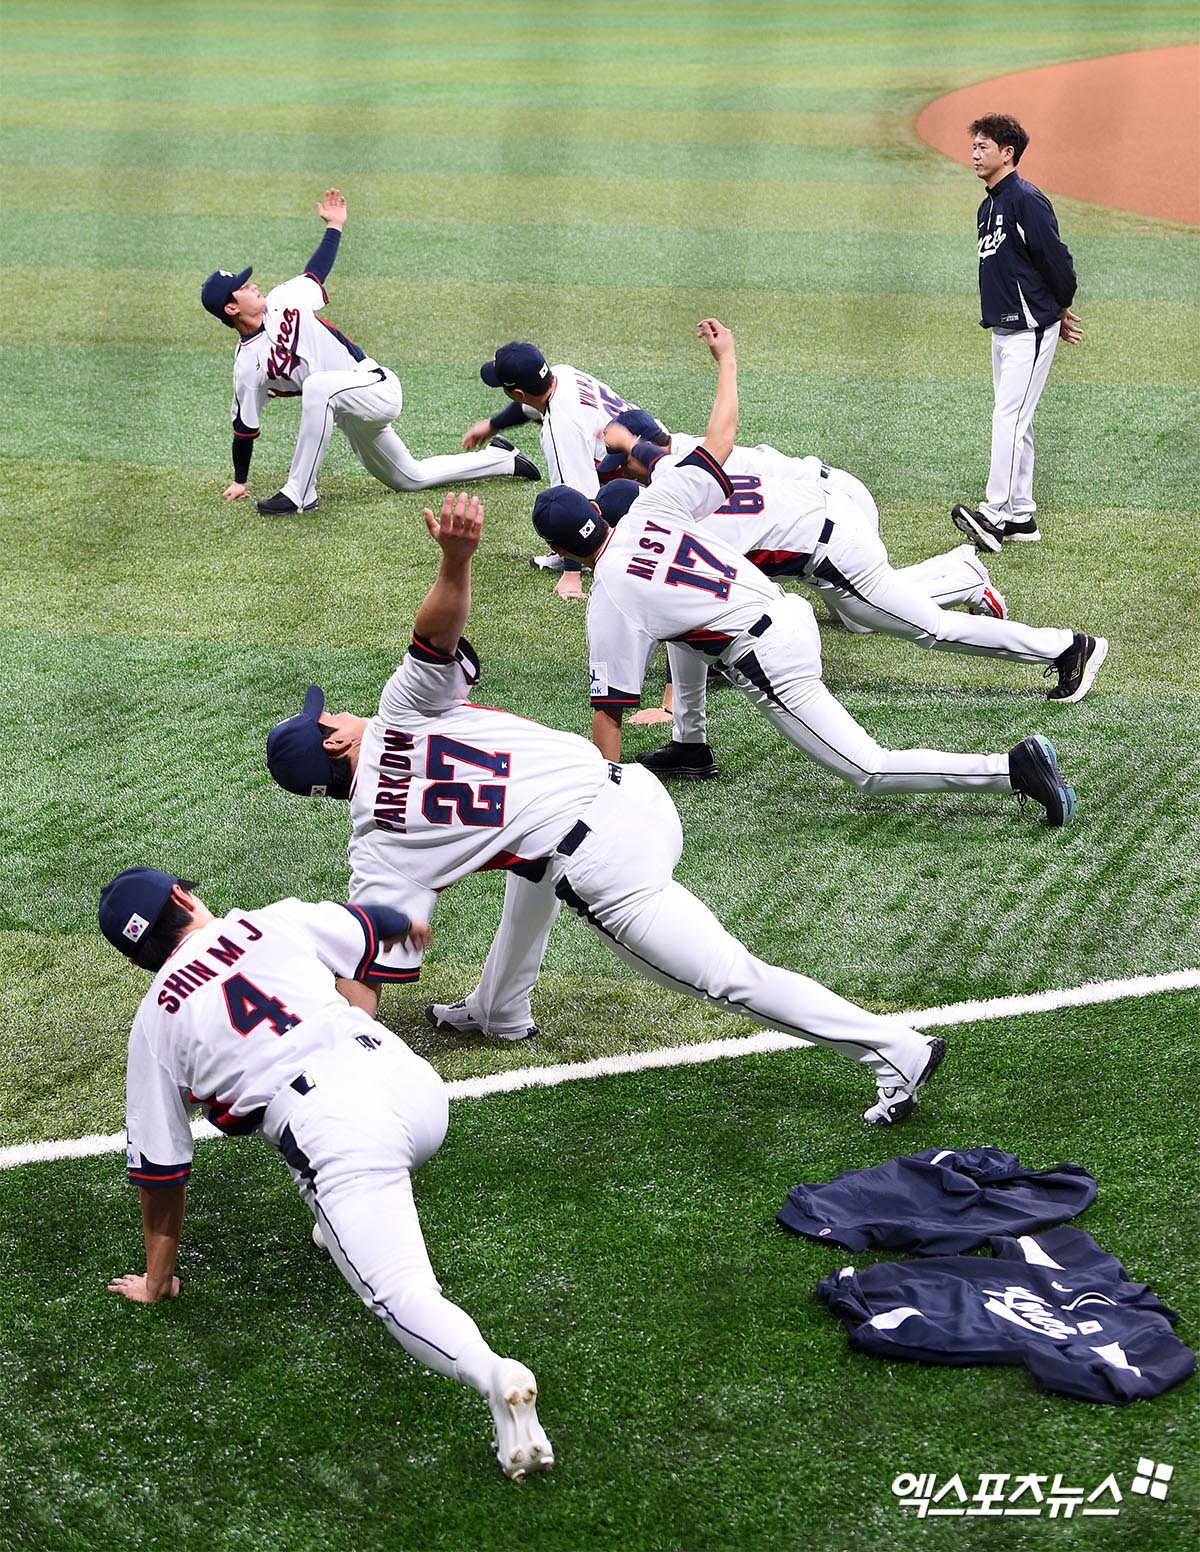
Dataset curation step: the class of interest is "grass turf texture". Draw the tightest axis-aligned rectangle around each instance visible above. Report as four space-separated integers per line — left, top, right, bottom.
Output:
2 1003 1198 1552
1 0 1197 1544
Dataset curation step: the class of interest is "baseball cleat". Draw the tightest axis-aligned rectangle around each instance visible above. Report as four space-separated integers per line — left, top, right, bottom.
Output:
487 1360 554 1481
1008 734 1076 827
968 583 1008 620
999 516 1041 542
530 552 567 572
863 1036 947 1125
256 491 319 515
489 435 542 481
1047 633 1108 703
635 740 719 781
950 503 1003 554
424 1000 538 1042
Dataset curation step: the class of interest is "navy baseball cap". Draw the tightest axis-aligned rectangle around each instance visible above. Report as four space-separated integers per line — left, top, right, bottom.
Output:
611 408 668 441
531 486 606 553
598 437 669 479
266 685 334 796
480 342 550 395
594 478 641 524
99 866 181 957
596 410 669 478
201 266 253 319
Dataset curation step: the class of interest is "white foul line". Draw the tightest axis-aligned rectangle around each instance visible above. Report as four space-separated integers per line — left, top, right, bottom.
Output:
3 968 1197 1171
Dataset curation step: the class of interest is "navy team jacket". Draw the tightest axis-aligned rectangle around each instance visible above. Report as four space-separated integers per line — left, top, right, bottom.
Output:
777 1146 1097 1255
818 1226 1194 1405
977 171 1077 330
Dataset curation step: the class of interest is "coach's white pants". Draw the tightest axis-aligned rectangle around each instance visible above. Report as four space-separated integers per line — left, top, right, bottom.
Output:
981 323 1060 525
262 1033 498 1395
462 764 932 1088
282 365 517 506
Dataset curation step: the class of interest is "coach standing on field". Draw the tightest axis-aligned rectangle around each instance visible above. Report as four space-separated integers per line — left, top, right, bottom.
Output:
951 114 1082 552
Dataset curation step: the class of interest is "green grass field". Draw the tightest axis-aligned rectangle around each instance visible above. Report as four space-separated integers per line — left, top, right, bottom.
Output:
1 2 1197 1547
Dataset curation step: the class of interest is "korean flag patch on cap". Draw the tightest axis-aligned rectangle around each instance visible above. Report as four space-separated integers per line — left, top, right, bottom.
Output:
123 912 150 943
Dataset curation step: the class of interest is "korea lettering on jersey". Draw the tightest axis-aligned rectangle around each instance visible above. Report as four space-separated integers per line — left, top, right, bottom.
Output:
347 633 610 976
542 365 640 495
587 448 793 710
230 273 371 440
124 899 397 1187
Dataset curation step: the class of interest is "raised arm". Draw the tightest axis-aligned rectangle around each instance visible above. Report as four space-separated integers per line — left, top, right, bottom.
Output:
414 492 484 652
303 188 348 287
698 318 739 467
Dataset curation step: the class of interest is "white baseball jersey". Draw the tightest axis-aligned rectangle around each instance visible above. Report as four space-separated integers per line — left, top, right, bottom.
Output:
650 445 829 576
347 631 610 973
587 448 799 710
124 899 395 1186
669 432 826 487
230 273 375 440
540 365 644 495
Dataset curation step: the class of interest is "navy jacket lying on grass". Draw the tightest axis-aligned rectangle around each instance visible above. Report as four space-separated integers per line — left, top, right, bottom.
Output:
817 1226 1194 1405
777 1146 1097 1254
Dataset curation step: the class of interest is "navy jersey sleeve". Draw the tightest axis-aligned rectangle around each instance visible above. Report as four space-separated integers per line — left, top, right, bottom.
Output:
1020 189 1077 308
303 227 341 290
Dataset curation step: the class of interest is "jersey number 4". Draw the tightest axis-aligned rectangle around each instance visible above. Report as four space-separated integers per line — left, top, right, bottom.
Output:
222 973 301 1038
422 734 510 829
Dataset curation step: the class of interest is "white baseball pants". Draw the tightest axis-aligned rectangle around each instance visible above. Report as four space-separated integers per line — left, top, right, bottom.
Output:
281 364 518 506
462 763 934 1090
262 1033 500 1394
805 491 1073 660
981 322 1060 524
711 593 1012 793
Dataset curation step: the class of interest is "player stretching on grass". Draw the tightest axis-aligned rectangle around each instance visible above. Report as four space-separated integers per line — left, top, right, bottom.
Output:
265 490 947 1127
530 321 1080 826
100 868 552 1481
202 188 539 516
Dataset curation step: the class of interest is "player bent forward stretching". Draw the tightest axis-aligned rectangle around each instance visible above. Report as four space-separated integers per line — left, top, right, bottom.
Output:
266 490 946 1127
100 867 552 1480
531 321 1078 826
202 188 540 516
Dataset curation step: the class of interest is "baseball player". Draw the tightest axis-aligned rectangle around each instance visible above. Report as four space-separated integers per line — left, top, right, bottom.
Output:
532 321 1078 826
202 189 540 516
265 490 948 1128
462 342 649 598
599 409 1004 624
595 428 1106 774
951 115 1082 550
99 865 553 1481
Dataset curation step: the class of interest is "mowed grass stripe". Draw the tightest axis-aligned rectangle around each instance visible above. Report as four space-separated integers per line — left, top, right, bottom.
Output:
5 165 1183 241
6 211 1192 303
5 360 1195 513
0 125 980 184
4 100 908 149
2 20 1193 77
4 280 1195 389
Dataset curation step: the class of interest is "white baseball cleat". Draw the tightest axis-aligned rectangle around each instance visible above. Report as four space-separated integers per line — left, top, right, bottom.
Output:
425 1000 538 1042
863 1037 947 1125
488 1360 554 1481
